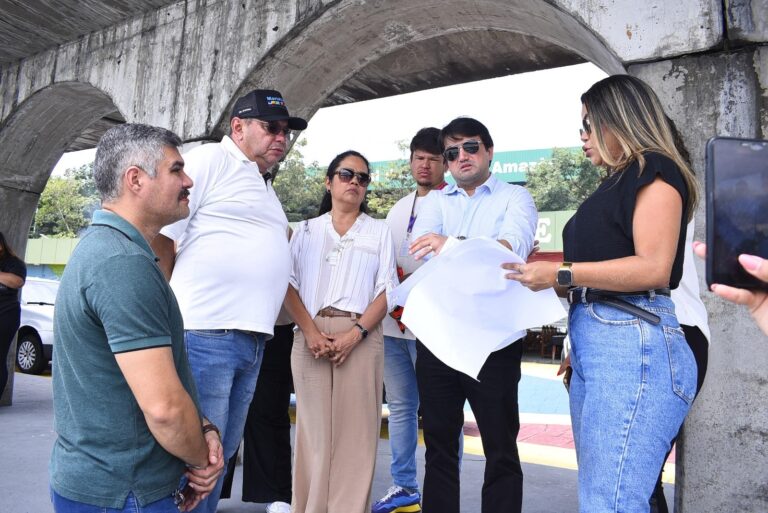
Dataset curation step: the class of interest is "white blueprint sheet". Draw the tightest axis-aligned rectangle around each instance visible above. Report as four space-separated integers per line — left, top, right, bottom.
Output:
393 237 567 379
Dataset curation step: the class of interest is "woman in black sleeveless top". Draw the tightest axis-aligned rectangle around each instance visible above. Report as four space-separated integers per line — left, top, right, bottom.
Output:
505 75 699 513
0 231 27 398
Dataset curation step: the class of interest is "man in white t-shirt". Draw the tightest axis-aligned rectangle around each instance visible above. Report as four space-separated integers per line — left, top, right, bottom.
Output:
151 89 306 513
372 128 446 513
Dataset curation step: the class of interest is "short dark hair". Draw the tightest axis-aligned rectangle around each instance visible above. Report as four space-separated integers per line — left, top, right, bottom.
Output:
409 127 442 160
440 117 494 151
318 150 370 216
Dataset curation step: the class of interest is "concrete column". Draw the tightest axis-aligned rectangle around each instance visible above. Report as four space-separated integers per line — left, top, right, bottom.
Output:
0 187 38 407
630 48 768 512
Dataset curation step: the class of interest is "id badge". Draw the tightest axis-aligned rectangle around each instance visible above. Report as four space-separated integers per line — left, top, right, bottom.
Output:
399 233 412 258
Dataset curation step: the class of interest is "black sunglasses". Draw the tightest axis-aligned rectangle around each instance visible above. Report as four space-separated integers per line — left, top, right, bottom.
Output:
254 119 292 138
579 114 591 137
443 140 482 162
333 168 371 186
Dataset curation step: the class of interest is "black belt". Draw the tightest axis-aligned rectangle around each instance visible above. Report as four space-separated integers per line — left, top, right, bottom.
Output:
567 288 670 325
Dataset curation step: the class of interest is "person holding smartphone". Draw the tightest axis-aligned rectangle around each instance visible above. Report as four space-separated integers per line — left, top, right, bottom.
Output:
693 242 768 335
504 75 699 513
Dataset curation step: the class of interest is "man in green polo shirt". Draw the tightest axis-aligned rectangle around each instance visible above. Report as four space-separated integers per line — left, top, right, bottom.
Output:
50 124 224 512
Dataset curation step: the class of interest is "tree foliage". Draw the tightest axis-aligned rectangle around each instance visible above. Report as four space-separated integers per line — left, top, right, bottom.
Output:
30 163 100 237
525 148 603 211
31 176 90 237
365 140 414 218
273 140 326 222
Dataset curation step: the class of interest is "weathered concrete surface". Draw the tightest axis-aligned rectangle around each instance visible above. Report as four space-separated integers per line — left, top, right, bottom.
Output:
726 0 768 44
757 46 768 136
631 49 768 513
0 0 179 64
0 0 727 140
560 0 723 62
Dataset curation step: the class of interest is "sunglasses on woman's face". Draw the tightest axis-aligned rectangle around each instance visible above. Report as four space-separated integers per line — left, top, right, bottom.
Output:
579 115 592 137
443 140 482 162
334 168 371 186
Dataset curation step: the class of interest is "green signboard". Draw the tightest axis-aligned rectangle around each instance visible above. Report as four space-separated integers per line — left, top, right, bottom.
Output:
536 210 575 252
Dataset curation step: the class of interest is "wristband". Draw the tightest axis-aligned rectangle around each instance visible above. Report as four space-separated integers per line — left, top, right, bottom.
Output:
202 422 220 438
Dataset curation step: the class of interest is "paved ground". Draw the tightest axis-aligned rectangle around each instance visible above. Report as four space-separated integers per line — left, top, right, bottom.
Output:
0 360 675 512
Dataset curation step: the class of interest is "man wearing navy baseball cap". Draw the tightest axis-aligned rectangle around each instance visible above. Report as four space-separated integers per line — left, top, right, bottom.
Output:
231 89 308 130
152 89 306 513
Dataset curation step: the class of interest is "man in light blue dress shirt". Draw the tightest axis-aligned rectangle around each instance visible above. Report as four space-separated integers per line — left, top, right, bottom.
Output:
409 117 537 513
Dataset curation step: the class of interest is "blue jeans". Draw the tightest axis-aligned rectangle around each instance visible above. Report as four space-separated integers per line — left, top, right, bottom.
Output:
51 489 178 512
383 336 420 491
184 329 266 513
568 294 696 513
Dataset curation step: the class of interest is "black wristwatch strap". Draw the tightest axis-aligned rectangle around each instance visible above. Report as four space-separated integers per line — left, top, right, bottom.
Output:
354 322 368 339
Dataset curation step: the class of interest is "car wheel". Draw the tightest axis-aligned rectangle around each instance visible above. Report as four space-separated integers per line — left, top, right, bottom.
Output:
16 332 46 374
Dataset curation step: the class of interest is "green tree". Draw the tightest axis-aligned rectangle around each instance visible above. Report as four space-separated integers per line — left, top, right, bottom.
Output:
273 140 326 221
65 162 100 219
65 163 99 200
31 177 90 237
525 148 603 211
366 140 415 218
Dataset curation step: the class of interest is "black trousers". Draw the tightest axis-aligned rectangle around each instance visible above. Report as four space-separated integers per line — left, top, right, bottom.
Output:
0 305 20 398
416 340 524 513
650 324 709 513
220 323 294 503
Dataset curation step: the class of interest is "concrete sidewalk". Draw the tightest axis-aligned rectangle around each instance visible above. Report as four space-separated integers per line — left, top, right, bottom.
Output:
0 368 673 513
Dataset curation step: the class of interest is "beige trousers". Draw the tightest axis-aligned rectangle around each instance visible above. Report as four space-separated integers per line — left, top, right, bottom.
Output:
290 315 384 513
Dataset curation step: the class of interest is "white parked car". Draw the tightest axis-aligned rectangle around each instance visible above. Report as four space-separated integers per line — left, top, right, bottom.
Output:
16 277 58 374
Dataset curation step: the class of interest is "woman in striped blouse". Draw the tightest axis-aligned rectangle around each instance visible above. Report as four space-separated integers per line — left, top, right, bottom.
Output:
285 150 398 513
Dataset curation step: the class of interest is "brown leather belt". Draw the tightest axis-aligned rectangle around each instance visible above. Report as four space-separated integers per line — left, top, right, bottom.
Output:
317 306 358 319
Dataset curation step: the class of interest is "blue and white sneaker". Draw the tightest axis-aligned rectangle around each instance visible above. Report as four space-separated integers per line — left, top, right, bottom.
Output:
371 485 422 513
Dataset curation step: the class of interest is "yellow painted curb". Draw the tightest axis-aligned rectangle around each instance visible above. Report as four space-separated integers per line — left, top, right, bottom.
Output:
461 435 675 484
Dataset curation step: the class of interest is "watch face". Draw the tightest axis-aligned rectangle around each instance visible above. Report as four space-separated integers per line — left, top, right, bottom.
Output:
557 269 572 286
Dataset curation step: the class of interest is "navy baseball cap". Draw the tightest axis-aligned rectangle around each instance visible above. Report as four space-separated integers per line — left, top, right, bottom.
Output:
230 89 307 130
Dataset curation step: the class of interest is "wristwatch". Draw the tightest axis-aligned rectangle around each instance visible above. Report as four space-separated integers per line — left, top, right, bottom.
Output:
354 322 369 339
556 262 574 287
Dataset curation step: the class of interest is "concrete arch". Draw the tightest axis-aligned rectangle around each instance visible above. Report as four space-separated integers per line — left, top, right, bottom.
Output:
0 80 119 406
0 81 119 253
219 0 624 135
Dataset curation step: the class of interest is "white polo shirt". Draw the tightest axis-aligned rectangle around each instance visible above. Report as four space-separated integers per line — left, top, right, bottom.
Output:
160 135 290 336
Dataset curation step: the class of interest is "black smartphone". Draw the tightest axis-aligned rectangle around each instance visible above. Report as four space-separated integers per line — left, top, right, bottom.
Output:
705 136 768 290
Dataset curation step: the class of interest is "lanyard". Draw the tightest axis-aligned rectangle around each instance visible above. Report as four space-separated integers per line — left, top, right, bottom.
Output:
406 181 448 234
406 193 419 234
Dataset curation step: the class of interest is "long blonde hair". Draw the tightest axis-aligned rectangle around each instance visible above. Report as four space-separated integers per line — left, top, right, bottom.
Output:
581 75 699 221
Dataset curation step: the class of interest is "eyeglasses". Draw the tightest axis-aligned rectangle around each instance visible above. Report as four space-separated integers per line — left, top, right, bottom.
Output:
254 119 292 139
579 114 592 137
443 141 482 162
333 168 371 186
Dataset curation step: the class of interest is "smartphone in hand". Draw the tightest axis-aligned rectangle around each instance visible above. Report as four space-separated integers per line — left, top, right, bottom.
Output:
705 136 768 290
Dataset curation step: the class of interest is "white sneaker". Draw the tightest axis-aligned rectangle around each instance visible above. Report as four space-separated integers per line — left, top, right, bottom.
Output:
266 501 291 513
